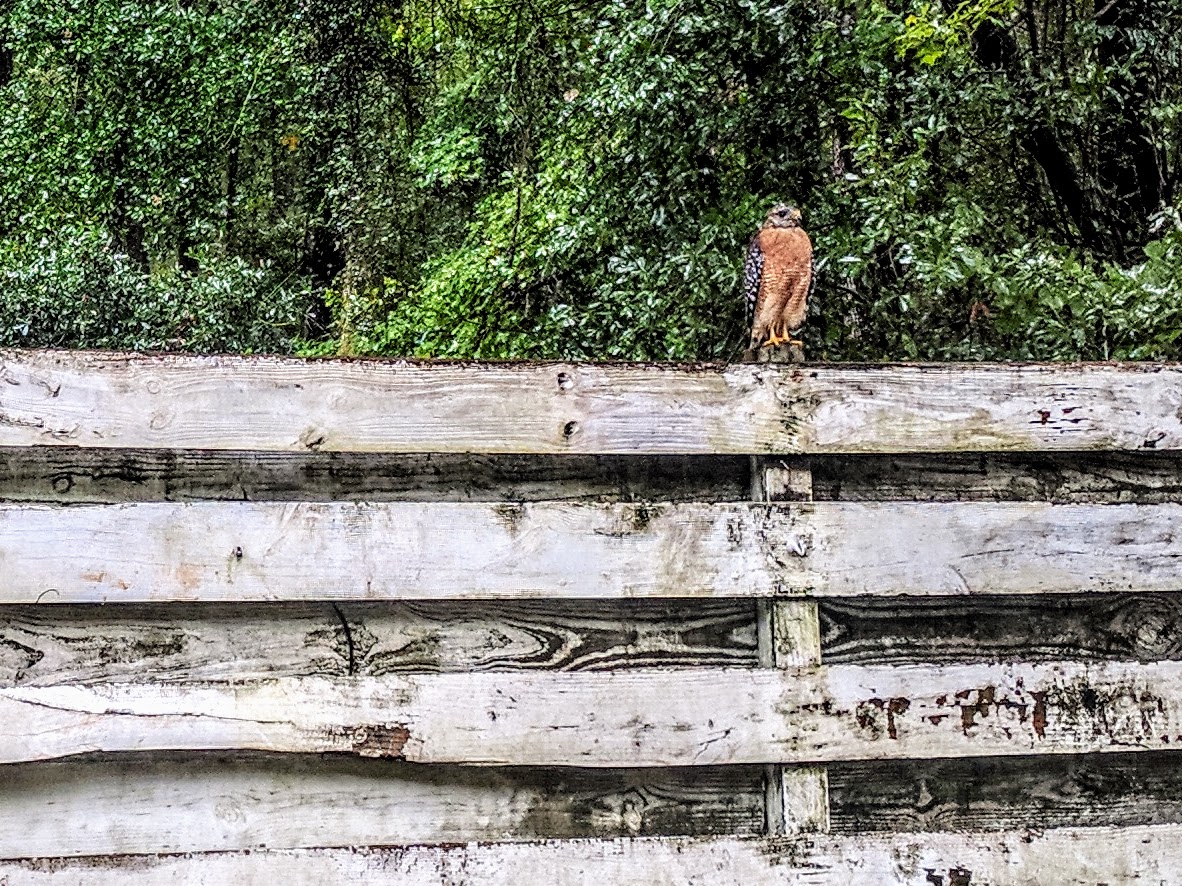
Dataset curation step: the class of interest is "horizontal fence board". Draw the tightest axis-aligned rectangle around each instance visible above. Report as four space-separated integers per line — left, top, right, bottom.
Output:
814 452 1182 503
8 450 1182 507
7 500 1182 603
34 593 1182 692
3 826 1182 884
821 592 1182 664
830 750 1182 834
0 601 757 687
0 754 762 858
3 351 1182 453
6 661 1182 765
0 450 749 504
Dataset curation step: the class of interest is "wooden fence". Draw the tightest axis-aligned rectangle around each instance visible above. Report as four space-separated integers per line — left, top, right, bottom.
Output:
4 350 1182 883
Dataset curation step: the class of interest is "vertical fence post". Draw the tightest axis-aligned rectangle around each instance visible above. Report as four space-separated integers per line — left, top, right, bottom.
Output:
751 344 830 835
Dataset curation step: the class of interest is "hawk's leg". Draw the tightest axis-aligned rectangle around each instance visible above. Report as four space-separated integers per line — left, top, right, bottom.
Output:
762 322 789 348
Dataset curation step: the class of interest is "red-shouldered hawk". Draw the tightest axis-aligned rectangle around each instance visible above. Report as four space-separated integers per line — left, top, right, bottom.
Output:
744 203 814 350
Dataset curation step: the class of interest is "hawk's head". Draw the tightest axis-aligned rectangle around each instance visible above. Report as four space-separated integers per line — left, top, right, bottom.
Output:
765 203 802 229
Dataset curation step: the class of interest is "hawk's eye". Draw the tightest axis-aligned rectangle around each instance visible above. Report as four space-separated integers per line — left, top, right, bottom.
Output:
776 209 787 217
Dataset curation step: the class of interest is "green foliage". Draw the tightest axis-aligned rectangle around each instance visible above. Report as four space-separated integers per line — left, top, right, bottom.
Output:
898 0 1019 65
0 222 309 350
2 0 1181 360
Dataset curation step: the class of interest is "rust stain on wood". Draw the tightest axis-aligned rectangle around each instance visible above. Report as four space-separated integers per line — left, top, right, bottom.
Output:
957 686 996 734
855 697 911 740
348 724 410 759
1031 691 1048 738
173 564 201 594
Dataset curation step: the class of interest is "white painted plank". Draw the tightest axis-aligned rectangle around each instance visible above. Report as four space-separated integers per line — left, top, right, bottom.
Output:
4 661 1182 765
6 500 1182 603
0 755 761 858
3 826 1182 884
2 351 1180 453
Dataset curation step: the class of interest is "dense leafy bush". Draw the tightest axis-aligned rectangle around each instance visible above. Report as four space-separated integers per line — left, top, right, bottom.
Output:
1 0 1180 360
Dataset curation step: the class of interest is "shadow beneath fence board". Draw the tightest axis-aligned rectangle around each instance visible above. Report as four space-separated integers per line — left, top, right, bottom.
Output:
813 452 1182 503
831 750 1182 834
6 449 1182 505
0 450 749 503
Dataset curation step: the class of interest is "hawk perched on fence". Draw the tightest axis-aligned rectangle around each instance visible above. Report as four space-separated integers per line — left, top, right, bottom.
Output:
744 203 813 349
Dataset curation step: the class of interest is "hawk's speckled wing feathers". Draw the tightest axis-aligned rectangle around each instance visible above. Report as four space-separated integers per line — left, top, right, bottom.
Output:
743 237 764 328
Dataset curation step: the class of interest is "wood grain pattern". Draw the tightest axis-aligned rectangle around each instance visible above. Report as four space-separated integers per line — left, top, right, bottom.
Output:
0 601 757 687
820 592 1182 664
7 661 1182 765
814 452 1182 503
829 750 1182 834
9 499 1182 603
3 351 1182 453
9 450 1182 506
0 753 762 858
9 449 1182 507
5 826 1182 884
0 450 749 504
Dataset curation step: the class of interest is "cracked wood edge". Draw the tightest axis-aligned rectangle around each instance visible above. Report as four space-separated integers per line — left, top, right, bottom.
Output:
7 499 1182 603
3 825 1182 884
3 351 1182 453
6 660 1182 765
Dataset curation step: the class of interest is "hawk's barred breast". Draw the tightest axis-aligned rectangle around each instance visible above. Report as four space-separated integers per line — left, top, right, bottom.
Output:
757 227 811 294
755 226 812 334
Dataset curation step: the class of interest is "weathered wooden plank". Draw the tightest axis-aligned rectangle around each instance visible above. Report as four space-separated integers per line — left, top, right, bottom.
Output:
9 450 1182 508
3 351 1182 453
10 450 1182 507
814 452 1182 503
7 661 1182 765
0 450 749 504
820 592 1182 664
8 499 1182 603
752 452 828 837
4 826 1182 884
830 750 1182 834
0 600 757 687
0 753 762 858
